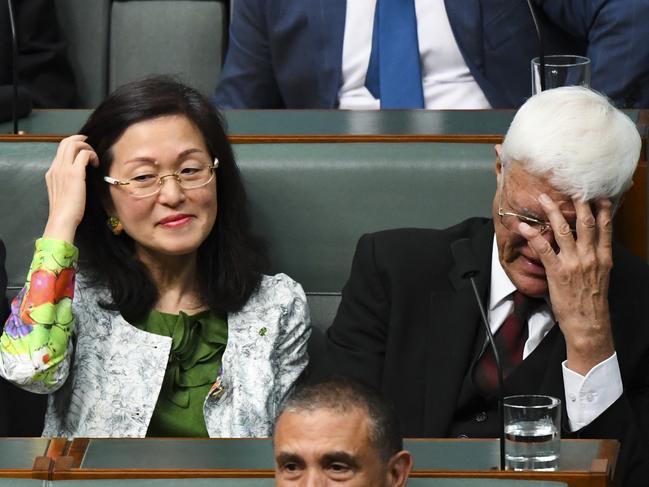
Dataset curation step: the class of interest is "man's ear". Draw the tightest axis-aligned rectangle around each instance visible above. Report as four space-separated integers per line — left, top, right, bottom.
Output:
494 144 503 182
387 450 412 487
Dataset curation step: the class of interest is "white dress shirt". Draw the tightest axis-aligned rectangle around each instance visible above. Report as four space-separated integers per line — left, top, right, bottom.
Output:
338 0 492 109
489 238 623 431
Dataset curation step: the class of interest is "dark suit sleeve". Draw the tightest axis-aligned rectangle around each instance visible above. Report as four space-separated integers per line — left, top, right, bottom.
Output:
326 234 391 390
0 0 77 108
213 0 284 108
0 240 8 324
1 240 9 435
540 0 649 107
0 240 48 436
573 392 649 486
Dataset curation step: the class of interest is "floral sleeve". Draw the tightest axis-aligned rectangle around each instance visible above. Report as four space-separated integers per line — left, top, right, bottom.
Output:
0 238 78 392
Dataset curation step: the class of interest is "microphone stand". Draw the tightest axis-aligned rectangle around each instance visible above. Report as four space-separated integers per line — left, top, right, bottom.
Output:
467 274 506 471
451 239 506 470
526 0 546 92
7 0 18 134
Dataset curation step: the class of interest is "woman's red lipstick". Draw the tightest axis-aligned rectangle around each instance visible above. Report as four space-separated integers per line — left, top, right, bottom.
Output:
158 214 193 227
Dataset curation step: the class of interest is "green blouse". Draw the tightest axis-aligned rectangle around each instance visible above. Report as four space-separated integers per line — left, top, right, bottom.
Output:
132 309 228 437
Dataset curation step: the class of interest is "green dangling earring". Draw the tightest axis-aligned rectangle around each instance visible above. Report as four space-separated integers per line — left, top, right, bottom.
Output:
107 216 123 236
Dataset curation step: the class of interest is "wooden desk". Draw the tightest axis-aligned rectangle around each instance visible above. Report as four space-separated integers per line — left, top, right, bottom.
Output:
0 479 577 486
0 437 63 480
50 437 616 487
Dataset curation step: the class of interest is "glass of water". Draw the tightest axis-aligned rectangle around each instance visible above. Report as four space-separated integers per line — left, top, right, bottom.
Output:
504 395 561 471
531 55 591 95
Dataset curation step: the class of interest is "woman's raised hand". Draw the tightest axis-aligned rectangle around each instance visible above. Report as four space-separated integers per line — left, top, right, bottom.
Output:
43 135 99 244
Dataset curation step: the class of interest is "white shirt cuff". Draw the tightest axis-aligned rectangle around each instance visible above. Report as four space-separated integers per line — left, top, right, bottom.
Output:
562 352 623 432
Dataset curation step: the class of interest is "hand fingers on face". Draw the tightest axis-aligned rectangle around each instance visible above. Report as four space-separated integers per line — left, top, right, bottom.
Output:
595 198 614 262
573 197 597 250
538 193 576 251
518 221 560 271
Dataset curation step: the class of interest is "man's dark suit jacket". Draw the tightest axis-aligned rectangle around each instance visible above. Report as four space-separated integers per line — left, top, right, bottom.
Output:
327 218 649 485
0 239 46 436
0 0 76 109
215 0 649 109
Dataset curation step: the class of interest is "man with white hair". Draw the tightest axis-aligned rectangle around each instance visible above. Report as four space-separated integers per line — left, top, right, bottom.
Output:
327 86 649 485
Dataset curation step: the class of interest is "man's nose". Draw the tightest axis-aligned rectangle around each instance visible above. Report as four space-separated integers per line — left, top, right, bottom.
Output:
299 470 327 487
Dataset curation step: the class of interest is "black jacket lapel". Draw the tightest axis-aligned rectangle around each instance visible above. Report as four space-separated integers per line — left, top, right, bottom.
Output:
424 221 494 435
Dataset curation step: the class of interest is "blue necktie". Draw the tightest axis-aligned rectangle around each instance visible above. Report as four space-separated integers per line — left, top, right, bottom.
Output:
365 0 425 108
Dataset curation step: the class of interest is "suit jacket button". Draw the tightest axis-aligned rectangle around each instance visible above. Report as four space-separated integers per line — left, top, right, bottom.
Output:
475 411 487 422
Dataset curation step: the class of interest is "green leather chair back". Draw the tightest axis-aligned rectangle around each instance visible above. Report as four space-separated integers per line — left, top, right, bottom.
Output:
109 1 227 98
55 0 227 107
234 142 495 293
55 0 111 107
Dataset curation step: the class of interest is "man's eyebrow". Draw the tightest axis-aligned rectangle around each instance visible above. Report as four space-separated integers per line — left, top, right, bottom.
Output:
275 452 304 465
320 451 360 468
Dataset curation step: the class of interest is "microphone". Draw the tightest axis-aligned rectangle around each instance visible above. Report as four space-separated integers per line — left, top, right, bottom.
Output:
525 0 546 92
450 238 506 471
5 0 22 133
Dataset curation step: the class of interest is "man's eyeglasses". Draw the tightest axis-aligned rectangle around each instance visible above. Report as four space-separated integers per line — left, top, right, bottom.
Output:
104 158 219 198
498 182 576 237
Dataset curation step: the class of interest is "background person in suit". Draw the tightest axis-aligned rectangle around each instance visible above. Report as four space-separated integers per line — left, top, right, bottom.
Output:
0 0 77 113
0 240 8 436
214 0 649 109
273 376 412 486
1 240 7 326
327 87 649 485
0 240 46 436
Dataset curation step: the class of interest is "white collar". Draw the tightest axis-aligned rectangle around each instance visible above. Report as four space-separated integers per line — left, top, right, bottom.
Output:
489 236 517 311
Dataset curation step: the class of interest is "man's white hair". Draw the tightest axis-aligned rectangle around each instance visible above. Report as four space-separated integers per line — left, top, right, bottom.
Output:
500 86 641 202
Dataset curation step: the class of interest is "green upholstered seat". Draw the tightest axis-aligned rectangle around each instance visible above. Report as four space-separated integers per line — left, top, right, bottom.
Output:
109 1 226 98
55 0 111 107
54 1 227 107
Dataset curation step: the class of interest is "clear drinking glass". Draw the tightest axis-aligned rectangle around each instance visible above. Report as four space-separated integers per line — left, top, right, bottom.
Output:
504 395 561 471
531 55 591 95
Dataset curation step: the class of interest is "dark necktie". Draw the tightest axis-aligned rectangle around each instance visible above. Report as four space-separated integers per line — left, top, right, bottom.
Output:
473 291 543 395
364 0 425 108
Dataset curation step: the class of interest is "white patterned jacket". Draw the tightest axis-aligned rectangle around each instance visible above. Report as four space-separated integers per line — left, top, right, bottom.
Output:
36 273 311 438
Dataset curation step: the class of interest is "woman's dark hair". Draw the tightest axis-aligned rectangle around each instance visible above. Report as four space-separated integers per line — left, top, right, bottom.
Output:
76 76 268 320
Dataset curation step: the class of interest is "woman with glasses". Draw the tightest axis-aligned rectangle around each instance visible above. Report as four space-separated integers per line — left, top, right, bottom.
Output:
0 77 310 437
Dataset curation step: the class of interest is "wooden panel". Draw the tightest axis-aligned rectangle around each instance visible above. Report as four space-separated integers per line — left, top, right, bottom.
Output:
50 438 616 487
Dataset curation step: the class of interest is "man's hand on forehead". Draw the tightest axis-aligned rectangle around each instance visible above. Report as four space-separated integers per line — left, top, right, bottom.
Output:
518 194 615 376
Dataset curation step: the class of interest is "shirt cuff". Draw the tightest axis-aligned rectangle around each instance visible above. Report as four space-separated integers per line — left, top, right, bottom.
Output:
562 353 623 432
33 237 79 270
